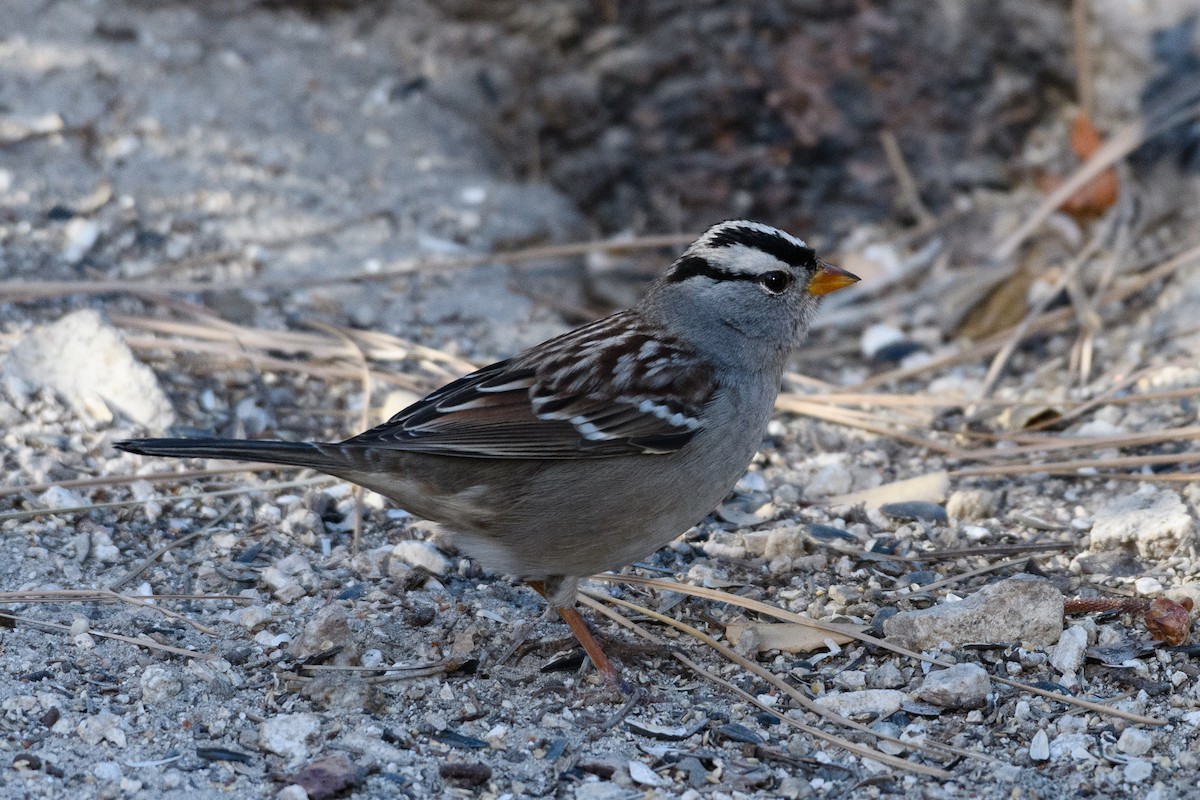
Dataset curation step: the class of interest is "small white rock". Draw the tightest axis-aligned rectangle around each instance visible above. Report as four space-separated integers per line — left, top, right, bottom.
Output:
627 760 664 787
77 712 126 747
1117 727 1153 757
1029 729 1050 761
1134 577 1163 596
139 665 183 704
1124 759 1152 783
861 323 905 358
918 663 990 709
1089 488 1195 558
238 605 273 631
259 713 320 767
392 540 452 576
37 486 85 510
805 463 853 498
62 218 100 263
2 309 174 428
92 761 123 782
1050 625 1087 677
813 689 904 719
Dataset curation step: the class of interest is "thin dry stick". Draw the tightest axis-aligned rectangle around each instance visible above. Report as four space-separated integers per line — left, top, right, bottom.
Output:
596 575 1164 726
289 661 456 683
1003 367 1149 435
579 594 965 775
879 130 936 228
953 427 1200 464
114 311 477 374
977 229 1107 399
0 611 215 659
855 239 1200 392
883 556 1033 596
0 589 218 636
673 653 954 775
271 231 699 288
777 395 932 433
0 233 698 300
0 465 263 499
1072 0 1095 117
992 85 1200 263
952 451 1200 478
1094 472 1200 482
775 395 957 454
0 476 333 523
122 334 424 389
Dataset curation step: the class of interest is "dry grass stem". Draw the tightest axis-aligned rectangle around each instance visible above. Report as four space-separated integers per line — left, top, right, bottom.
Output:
0 611 215 659
597 575 1163 726
579 593 963 776
0 589 222 635
0 476 333 523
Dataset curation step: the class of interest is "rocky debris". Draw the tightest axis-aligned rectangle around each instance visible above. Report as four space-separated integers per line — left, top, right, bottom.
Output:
139 665 183 704
76 712 126 747
392 539 453 576
883 575 1064 650
1049 625 1088 683
1089 488 1196 558
260 713 322 768
294 606 360 665
945 489 1000 521
286 753 366 800
917 663 990 709
2 310 174 428
1030 729 1050 762
812 689 905 720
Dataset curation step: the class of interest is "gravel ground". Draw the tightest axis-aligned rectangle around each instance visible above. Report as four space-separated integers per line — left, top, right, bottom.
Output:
3 2 1200 799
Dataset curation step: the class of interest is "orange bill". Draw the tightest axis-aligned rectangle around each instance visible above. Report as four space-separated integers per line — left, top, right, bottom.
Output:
807 260 860 296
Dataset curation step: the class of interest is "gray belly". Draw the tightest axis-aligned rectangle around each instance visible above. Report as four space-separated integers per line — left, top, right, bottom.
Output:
447 381 775 579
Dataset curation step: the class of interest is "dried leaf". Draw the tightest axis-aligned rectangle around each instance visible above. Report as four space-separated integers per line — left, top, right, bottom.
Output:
1061 112 1119 218
956 265 1036 341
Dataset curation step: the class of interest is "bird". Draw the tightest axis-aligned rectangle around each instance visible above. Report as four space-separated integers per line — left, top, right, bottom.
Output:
116 220 859 685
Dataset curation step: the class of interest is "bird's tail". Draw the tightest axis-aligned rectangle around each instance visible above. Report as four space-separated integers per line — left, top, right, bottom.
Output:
114 437 352 473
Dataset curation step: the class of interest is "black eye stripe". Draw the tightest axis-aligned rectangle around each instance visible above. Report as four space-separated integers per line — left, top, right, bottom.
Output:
707 225 817 271
666 255 764 284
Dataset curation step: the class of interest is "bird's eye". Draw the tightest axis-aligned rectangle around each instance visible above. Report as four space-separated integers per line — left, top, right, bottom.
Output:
759 270 793 295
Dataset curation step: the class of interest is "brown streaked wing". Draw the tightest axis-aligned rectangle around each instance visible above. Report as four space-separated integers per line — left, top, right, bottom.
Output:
341 312 716 458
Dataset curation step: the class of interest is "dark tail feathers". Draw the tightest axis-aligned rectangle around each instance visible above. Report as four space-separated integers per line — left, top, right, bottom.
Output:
115 437 346 472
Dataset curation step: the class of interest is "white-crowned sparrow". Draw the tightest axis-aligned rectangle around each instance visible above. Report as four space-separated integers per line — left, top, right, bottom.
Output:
117 220 858 682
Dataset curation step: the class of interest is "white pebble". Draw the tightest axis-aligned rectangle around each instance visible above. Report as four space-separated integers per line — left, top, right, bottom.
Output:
392 540 452 576
92 761 123 782
860 323 904 358
1029 729 1049 761
62 218 99 263
1124 759 1152 783
1117 727 1153 757
1134 577 1163 596
139 665 183 704
259 713 320 767
627 760 664 787
1050 625 1087 677
77 712 126 747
